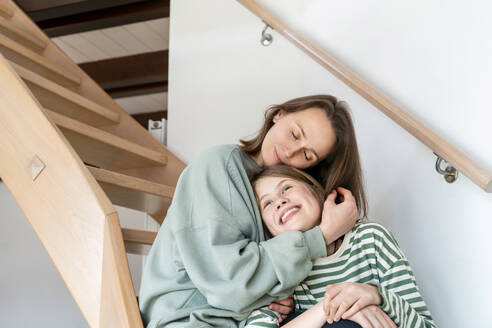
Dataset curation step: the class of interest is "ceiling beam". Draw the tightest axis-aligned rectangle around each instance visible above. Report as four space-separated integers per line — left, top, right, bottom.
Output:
106 82 168 99
17 0 170 37
16 0 142 20
79 50 168 99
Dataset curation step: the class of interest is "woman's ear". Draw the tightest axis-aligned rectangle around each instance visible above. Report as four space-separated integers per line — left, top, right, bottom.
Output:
273 110 285 123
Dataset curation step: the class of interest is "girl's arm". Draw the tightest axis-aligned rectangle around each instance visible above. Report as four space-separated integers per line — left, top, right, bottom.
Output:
376 258 436 328
318 224 436 328
372 224 436 328
356 224 436 328
282 302 326 328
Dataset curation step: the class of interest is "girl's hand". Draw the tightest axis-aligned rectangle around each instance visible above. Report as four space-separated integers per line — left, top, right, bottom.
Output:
344 305 396 328
268 296 294 323
323 282 382 323
319 187 358 246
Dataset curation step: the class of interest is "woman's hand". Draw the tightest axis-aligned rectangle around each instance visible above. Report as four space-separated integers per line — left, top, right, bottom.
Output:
268 296 294 323
319 187 358 246
323 282 382 323
344 305 396 328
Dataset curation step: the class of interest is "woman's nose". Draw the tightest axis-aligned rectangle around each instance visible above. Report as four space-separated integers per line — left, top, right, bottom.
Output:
285 144 302 158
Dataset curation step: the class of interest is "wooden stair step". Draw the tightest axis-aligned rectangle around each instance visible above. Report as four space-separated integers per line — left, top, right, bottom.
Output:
12 62 120 127
0 2 14 19
121 228 156 255
0 33 80 87
45 109 168 170
0 16 47 52
121 228 156 245
88 166 174 223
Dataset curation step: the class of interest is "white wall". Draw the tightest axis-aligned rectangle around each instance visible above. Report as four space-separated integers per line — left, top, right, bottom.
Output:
168 0 492 326
0 182 87 327
0 182 144 327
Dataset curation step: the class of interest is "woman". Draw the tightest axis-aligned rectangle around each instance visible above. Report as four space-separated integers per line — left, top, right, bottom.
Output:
139 95 367 327
245 166 435 328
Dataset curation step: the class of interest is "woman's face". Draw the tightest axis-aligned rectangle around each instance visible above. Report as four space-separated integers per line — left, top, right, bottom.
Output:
255 176 321 236
257 107 336 169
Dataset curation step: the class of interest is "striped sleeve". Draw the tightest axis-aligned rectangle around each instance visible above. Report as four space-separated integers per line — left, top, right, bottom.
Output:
244 307 280 328
372 225 436 328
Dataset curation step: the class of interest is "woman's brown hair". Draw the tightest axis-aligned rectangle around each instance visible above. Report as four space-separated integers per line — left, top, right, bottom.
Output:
241 95 367 218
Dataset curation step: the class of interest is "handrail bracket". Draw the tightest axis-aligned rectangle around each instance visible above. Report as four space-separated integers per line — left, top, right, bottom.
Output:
434 153 459 184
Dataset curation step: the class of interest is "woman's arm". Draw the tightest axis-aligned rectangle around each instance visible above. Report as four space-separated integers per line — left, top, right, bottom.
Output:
149 146 328 314
244 306 281 328
319 187 359 246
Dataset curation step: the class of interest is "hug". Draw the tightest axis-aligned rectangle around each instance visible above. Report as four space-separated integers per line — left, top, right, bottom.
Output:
139 95 436 328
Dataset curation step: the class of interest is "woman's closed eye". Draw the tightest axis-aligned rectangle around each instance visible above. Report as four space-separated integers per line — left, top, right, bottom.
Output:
291 130 299 140
304 151 311 161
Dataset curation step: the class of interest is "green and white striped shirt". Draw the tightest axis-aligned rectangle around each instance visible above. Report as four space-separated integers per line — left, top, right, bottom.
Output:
245 222 436 328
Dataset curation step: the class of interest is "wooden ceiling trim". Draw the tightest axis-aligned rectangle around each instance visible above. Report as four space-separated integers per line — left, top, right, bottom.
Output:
79 50 168 97
108 81 168 99
17 0 141 20
23 0 170 37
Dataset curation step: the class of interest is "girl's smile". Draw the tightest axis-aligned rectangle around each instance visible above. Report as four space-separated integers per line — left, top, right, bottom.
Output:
279 205 301 225
255 176 321 236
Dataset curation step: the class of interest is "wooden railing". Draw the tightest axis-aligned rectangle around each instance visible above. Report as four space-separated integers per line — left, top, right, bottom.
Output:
0 0 185 326
237 0 492 193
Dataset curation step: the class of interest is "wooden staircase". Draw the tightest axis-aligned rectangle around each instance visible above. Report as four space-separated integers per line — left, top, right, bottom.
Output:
0 1 184 327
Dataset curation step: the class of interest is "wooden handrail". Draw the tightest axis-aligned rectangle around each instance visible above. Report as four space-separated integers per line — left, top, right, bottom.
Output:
236 0 492 193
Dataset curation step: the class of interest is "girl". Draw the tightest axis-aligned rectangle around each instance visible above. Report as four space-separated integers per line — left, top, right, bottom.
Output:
139 95 365 327
245 165 436 328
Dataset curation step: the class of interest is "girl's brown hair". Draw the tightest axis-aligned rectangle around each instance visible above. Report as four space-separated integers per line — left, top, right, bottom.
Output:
251 165 326 211
241 94 367 218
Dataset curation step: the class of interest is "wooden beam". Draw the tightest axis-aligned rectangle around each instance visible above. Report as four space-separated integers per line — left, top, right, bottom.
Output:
17 0 142 20
79 50 168 98
19 0 170 37
108 81 168 99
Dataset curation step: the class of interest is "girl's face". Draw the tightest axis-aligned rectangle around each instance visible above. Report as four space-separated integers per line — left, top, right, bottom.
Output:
255 176 321 236
257 108 336 169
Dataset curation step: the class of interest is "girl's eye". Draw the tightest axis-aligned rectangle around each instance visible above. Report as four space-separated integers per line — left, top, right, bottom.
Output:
304 151 311 161
282 186 292 194
263 200 272 209
291 131 298 140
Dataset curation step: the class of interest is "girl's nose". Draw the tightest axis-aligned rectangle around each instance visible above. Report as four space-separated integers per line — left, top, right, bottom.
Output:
275 199 287 210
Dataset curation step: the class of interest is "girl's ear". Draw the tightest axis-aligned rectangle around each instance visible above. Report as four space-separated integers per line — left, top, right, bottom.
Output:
273 110 285 123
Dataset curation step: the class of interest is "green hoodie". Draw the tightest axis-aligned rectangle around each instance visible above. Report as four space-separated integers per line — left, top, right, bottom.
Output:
139 145 327 327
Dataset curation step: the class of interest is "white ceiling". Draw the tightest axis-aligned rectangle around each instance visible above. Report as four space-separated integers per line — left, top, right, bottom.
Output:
115 92 167 115
52 18 169 115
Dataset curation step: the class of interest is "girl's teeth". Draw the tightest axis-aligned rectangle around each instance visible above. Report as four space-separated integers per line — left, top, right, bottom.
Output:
281 207 299 223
